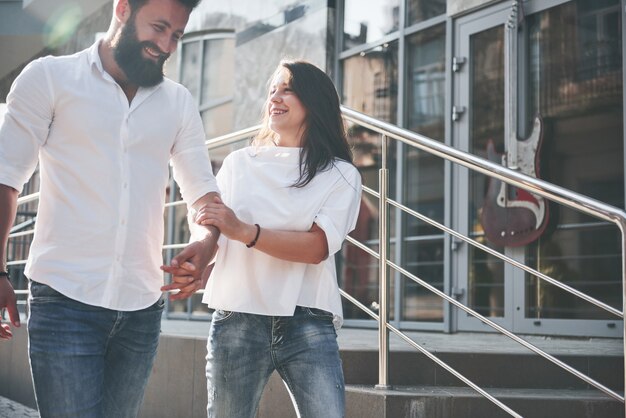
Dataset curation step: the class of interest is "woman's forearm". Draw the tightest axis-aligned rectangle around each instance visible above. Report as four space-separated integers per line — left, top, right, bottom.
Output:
244 223 328 264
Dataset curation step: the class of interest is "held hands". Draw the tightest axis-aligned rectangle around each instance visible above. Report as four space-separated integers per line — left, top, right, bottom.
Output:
160 233 217 301
0 277 19 340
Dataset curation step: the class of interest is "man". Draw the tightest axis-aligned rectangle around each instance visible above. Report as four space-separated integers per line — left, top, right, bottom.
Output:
0 0 218 416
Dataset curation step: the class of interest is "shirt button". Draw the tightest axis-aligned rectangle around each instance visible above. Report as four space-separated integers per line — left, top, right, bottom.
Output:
123 182 128 188
121 219 126 225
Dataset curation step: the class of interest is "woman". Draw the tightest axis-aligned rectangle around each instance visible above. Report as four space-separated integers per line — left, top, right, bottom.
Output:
195 60 362 418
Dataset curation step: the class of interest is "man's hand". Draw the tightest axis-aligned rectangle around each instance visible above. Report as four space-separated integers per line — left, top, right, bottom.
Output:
160 192 220 300
160 237 216 300
0 276 19 340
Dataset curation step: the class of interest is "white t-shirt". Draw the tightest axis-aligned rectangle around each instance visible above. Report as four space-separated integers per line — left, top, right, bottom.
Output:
202 145 362 327
0 42 219 310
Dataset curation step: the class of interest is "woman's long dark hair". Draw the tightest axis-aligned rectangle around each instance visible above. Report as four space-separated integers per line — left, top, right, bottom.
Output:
255 60 353 188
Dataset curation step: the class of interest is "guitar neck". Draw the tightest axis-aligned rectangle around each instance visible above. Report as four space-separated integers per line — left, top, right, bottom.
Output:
504 0 519 169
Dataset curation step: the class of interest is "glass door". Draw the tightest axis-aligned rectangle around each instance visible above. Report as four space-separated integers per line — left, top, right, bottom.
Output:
453 0 623 337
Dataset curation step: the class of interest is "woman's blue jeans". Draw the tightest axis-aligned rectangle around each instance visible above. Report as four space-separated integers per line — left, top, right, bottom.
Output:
27 281 163 418
206 306 345 418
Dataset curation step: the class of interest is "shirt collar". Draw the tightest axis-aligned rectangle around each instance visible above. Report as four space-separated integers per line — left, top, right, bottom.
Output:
87 40 105 74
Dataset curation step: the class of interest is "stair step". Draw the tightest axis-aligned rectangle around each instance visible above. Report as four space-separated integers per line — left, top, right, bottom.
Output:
345 385 625 418
341 350 623 391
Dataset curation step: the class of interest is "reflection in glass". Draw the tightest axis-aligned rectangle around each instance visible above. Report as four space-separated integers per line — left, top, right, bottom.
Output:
524 0 623 319
201 38 235 105
469 25 505 317
407 0 445 26
180 41 200 98
342 41 398 124
343 0 400 50
181 35 235 142
201 102 234 140
340 230 379 320
402 24 446 321
341 125 381 321
407 24 445 141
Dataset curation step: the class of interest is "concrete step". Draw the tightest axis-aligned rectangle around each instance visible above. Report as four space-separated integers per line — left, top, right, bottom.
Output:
345 385 624 418
0 396 38 418
341 350 623 391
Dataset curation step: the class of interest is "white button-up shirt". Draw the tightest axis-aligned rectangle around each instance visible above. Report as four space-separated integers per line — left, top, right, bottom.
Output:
0 42 219 310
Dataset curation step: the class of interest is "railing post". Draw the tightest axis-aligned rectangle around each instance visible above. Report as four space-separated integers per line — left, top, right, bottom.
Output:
376 135 391 390
610 221 626 413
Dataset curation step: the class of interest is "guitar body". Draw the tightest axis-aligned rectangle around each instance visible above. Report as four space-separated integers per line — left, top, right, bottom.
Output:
480 115 549 247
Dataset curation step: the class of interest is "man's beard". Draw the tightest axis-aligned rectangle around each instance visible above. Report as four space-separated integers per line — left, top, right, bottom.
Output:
114 16 170 87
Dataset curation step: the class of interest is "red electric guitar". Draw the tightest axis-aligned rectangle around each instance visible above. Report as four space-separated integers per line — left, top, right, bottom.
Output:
480 1 549 247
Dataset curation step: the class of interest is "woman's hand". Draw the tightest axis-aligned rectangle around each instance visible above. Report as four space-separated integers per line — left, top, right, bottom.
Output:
194 196 257 245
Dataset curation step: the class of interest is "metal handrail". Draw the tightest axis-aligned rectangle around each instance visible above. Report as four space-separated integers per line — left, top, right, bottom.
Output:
198 111 626 412
338 106 626 414
5 109 625 416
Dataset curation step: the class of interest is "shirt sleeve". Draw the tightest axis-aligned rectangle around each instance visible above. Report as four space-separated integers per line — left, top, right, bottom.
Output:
170 88 219 206
0 59 53 192
314 163 363 256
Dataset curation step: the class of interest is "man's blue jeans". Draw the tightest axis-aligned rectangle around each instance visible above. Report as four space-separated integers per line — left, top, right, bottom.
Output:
206 306 345 418
27 281 163 418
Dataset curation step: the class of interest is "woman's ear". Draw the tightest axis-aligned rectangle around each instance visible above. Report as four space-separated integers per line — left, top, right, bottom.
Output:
114 0 132 24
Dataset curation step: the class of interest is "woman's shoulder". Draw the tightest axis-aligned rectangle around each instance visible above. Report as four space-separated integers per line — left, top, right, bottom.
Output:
331 159 361 179
325 159 362 189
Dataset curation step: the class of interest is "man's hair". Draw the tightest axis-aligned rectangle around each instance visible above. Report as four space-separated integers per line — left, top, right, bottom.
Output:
127 0 202 13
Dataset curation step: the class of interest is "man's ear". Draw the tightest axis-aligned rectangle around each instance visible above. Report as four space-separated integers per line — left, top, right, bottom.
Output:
114 0 132 24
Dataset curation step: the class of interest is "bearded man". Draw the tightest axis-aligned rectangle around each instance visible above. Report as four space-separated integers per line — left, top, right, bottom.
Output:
0 1 220 416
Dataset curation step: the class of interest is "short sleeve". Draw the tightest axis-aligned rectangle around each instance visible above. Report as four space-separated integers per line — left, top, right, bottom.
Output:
170 88 219 206
314 163 362 256
0 59 53 192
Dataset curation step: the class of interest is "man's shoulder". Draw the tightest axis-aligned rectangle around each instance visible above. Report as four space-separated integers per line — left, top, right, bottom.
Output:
159 77 195 102
161 77 191 94
28 47 90 72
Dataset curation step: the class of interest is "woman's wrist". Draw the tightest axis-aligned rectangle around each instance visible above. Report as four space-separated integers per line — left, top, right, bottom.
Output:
245 224 261 248
238 223 260 248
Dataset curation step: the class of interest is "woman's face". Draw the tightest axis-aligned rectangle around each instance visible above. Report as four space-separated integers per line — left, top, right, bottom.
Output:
267 67 307 147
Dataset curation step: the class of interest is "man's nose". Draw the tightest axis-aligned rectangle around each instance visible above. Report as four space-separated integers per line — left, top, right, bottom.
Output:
156 35 175 55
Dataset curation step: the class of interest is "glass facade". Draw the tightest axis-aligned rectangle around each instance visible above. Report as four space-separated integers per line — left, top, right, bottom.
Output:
523 0 623 320
338 0 623 335
180 34 235 139
343 0 400 49
340 0 447 325
468 25 506 318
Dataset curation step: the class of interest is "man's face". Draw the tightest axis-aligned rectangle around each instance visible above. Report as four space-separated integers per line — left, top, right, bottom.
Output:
114 0 189 87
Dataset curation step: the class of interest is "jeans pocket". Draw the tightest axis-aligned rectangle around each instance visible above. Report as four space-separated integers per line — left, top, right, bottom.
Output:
29 281 67 303
304 307 334 321
145 297 165 312
211 309 235 324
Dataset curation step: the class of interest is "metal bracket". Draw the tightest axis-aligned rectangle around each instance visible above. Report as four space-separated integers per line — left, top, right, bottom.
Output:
451 237 464 251
452 56 466 72
452 287 465 300
452 105 466 122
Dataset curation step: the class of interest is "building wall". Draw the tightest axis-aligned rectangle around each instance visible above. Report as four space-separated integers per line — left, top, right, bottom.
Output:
0 2 111 103
184 0 332 131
